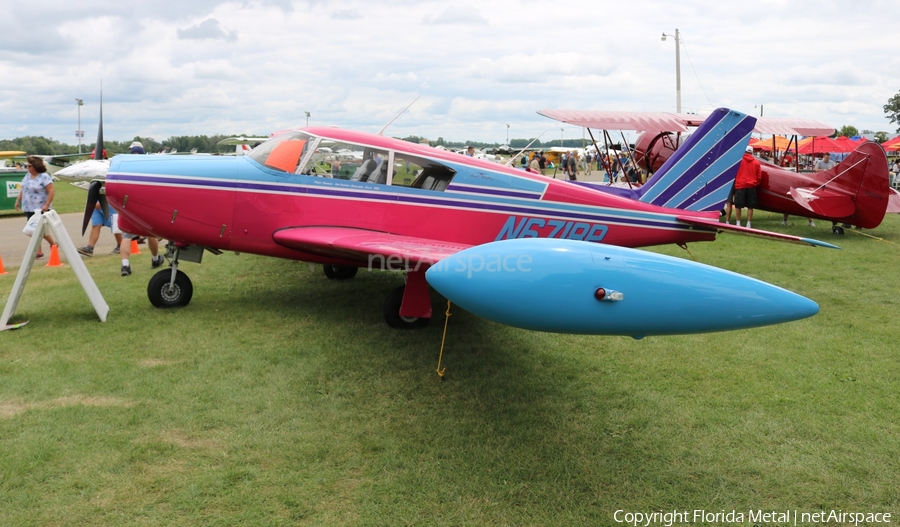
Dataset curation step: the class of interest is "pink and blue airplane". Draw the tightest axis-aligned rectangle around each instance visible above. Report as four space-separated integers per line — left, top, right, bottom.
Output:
65 108 835 338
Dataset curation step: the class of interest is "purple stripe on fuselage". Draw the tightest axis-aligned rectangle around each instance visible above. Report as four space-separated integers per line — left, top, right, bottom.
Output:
446 185 541 199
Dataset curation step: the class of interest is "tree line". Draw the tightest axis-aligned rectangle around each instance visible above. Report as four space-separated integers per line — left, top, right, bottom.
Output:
0 134 265 156
4 112 897 158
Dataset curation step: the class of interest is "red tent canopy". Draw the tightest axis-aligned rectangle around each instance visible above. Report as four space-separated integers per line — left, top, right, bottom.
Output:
832 136 864 152
797 136 843 155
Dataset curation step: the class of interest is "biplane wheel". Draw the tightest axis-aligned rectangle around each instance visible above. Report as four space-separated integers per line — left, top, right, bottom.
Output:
323 265 358 280
832 226 845 235
147 269 193 308
383 285 429 329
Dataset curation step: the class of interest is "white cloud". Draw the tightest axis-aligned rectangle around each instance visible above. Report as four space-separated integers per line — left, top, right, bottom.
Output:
423 6 489 25
177 18 238 42
1 0 899 144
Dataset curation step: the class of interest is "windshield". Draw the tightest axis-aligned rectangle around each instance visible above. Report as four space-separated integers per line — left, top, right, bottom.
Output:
248 131 312 173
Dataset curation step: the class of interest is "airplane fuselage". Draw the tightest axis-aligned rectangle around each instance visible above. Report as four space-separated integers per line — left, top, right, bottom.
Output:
106 127 717 264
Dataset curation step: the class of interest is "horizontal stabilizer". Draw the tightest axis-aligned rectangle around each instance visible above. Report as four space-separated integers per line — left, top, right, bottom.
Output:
426 238 819 337
789 187 856 218
676 215 841 249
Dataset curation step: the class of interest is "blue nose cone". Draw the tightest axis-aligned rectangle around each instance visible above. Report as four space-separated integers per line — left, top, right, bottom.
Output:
425 238 819 336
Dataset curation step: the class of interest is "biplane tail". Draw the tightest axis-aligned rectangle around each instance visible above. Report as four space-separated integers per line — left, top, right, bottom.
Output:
636 108 756 212
789 141 890 229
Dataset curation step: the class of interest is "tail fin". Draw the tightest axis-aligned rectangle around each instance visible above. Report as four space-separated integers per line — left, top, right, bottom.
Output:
828 142 889 228
637 108 756 211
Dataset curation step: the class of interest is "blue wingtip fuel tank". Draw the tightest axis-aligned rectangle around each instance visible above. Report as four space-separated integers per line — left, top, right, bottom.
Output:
425 238 819 337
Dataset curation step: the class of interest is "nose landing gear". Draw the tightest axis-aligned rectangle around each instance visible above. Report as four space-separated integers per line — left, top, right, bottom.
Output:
147 243 197 308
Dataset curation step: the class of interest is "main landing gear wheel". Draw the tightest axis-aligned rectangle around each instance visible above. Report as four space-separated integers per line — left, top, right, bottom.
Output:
323 265 358 280
832 225 845 235
148 269 194 308
383 285 429 329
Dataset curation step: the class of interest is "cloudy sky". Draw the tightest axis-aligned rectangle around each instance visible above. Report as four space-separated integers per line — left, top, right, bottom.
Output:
1 0 897 147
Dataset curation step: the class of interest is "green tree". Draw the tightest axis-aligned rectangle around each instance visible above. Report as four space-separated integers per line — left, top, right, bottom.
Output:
838 125 858 138
883 92 900 132
0 136 76 155
874 131 889 143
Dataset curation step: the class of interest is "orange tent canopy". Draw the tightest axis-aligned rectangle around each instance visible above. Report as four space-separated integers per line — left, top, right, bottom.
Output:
749 136 795 152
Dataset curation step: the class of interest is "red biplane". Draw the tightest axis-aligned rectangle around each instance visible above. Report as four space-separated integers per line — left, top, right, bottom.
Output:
539 110 895 234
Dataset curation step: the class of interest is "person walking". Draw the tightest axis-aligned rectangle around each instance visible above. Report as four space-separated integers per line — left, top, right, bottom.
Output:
566 151 577 181
14 156 56 258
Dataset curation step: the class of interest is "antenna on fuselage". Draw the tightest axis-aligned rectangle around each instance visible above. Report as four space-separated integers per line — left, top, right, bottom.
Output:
505 129 548 166
377 96 420 136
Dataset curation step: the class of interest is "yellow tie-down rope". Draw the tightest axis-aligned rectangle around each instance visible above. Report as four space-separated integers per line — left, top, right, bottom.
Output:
436 301 452 378
677 242 697 261
847 227 895 244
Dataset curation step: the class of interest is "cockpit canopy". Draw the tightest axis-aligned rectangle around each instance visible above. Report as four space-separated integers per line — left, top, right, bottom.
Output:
248 131 455 190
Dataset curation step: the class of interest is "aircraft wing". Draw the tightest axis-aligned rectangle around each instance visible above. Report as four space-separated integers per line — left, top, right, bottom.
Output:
536 110 699 131
752 117 834 137
788 187 856 218
538 109 834 136
217 136 269 146
272 226 472 265
887 188 900 214
676 215 841 249
43 153 92 164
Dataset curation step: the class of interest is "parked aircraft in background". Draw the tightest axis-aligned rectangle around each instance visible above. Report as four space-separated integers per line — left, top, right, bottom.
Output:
59 108 833 338
539 110 893 234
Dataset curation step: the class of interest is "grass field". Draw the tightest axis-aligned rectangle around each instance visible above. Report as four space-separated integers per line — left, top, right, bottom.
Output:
1 206 899 525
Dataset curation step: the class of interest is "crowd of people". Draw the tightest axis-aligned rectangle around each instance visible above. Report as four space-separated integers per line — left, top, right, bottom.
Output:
504 149 646 184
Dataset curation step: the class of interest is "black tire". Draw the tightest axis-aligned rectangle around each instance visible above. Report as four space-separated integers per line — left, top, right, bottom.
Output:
323 265 358 280
147 269 193 308
383 285 429 329
832 226 845 235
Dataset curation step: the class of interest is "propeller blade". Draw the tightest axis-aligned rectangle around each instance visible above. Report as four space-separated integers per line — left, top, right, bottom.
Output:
82 180 103 236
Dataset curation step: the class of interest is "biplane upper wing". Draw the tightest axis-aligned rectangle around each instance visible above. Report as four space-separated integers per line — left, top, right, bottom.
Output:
537 109 835 136
752 117 835 137
676 215 841 249
536 110 700 132
272 226 472 266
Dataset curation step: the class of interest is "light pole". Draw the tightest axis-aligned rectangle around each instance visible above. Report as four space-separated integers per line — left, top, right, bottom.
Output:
560 128 564 148
754 104 764 117
75 98 84 153
506 124 509 146
660 28 681 113
305 111 310 126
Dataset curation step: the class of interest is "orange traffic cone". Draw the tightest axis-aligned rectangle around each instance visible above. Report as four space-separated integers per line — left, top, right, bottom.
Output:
45 244 64 268
0 253 7 275
130 239 141 255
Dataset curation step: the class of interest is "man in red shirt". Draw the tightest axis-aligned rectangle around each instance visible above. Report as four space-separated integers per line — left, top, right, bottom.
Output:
733 145 762 228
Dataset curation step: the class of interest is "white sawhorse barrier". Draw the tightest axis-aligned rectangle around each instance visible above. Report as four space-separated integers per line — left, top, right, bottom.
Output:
1 210 109 330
